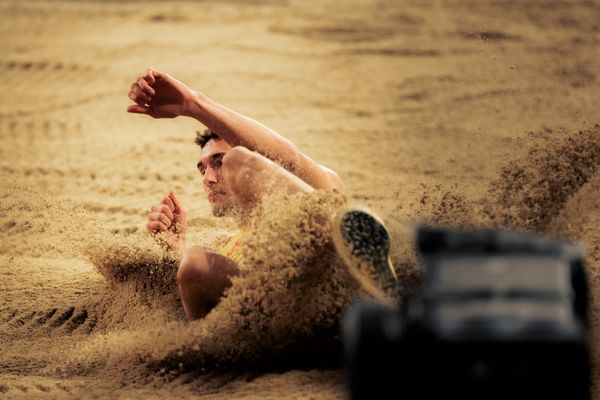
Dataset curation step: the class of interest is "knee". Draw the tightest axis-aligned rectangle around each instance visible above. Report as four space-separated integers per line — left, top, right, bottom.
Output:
177 246 209 288
177 246 240 296
177 246 220 320
222 146 258 194
223 146 253 178
223 146 254 168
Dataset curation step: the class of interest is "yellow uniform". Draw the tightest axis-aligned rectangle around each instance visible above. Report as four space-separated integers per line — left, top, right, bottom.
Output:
218 231 244 265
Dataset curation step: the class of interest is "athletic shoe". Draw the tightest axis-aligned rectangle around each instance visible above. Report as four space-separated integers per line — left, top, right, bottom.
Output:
332 206 398 302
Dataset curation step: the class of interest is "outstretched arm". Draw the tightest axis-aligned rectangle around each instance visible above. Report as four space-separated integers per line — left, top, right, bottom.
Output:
127 69 343 191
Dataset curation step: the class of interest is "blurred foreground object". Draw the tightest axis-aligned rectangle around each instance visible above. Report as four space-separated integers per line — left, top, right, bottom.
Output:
343 226 590 400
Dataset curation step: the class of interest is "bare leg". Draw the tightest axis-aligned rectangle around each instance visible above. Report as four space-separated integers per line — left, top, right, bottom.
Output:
222 146 314 212
177 246 240 320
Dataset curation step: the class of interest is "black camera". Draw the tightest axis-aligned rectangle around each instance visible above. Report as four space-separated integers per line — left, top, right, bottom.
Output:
343 226 590 400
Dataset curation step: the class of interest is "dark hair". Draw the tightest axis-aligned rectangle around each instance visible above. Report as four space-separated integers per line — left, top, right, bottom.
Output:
194 128 220 149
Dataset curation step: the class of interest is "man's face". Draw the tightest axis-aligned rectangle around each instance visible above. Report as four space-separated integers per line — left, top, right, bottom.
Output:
197 139 237 216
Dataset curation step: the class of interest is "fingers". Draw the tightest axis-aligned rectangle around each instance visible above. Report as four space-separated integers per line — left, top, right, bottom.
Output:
143 68 168 85
129 92 150 106
162 196 175 213
169 191 185 213
126 104 151 115
148 211 172 227
128 69 173 117
147 220 169 232
151 204 174 220
137 77 155 96
127 72 155 110
150 69 169 81
129 83 151 105
145 69 156 85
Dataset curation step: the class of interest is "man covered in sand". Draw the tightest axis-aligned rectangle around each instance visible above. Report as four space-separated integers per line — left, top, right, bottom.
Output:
127 69 345 320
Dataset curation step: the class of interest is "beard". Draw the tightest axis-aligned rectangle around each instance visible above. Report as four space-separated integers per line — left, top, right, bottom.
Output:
211 200 238 217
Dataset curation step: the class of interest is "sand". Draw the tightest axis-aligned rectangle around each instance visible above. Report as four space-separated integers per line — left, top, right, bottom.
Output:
1 0 600 398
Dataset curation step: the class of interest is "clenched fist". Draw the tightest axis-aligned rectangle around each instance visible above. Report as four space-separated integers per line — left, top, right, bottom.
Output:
127 69 198 119
147 191 187 251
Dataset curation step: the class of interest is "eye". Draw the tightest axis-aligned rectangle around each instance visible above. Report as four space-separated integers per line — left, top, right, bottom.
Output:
197 162 206 175
211 154 224 170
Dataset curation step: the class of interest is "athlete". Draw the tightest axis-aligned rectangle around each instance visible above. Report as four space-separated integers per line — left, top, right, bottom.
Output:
127 69 344 319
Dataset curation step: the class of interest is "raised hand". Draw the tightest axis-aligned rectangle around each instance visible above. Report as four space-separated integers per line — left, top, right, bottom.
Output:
127 69 197 119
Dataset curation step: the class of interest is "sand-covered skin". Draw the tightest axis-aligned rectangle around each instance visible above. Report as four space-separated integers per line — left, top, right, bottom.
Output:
2 0 600 398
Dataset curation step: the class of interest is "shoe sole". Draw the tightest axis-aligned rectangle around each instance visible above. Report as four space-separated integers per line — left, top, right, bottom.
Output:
332 205 397 303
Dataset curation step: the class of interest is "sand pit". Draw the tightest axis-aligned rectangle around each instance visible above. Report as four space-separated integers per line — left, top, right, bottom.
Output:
2 0 600 398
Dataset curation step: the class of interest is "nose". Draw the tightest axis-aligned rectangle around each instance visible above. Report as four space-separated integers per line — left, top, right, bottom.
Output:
204 165 218 185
